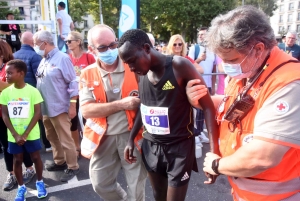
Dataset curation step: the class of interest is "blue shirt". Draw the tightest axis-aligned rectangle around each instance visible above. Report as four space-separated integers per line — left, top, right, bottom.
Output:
278 43 300 60
13 44 42 87
36 48 78 117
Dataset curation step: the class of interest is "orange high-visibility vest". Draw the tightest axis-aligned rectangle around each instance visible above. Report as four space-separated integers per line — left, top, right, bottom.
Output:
79 61 143 159
216 47 300 201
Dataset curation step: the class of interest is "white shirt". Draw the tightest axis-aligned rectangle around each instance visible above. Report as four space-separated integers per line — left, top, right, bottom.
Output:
188 45 216 87
56 10 73 37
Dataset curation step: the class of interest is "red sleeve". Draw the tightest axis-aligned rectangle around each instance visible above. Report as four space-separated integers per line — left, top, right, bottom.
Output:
87 53 96 65
185 56 195 64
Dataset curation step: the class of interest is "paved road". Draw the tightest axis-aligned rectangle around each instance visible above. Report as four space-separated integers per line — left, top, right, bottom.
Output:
0 142 232 201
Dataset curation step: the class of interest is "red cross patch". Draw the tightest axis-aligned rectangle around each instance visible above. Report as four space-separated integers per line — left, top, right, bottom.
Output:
274 100 289 114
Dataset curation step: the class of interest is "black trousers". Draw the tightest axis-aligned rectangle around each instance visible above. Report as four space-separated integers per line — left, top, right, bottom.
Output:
0 117 33 172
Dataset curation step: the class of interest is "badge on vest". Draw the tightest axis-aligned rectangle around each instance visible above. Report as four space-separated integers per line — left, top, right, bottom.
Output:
140 104 170 135
242 134 254 145
274 100 289 114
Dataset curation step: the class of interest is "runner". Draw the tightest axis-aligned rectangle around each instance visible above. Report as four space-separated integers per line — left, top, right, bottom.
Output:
118 29 219 201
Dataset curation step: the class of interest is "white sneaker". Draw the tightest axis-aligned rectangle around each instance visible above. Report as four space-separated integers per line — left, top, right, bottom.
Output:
46 147 52 152
199 132 209 143
195 136 201 145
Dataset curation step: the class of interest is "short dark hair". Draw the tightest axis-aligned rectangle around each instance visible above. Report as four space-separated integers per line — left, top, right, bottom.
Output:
6 13 14 17
58 2 66 8
6 59 27 75
199 27 207 31
118 29 153 49
282 35 286 39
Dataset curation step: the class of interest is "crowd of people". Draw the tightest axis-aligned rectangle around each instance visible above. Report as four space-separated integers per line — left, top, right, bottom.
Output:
0 4 300 201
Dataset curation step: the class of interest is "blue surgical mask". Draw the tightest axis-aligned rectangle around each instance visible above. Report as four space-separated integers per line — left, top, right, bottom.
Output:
98 48 118 65
222 46 255 79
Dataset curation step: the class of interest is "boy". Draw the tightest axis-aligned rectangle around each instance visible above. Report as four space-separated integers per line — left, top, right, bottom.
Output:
0 59 47 201
118 29 219 200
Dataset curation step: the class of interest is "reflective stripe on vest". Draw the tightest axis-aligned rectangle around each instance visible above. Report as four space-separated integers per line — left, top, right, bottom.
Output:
230 177 300 196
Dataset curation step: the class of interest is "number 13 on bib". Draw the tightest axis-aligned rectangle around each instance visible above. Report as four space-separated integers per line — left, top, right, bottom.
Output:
141 104 170 135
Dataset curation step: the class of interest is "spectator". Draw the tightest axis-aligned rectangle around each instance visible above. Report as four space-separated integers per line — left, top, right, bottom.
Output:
278 31 300 60
13 31 52 153
0 59 47 201
0 13 22 52
66 31 95 159
34 30 79 182
166 34 203 74
56 2 74 52
0 40 36 191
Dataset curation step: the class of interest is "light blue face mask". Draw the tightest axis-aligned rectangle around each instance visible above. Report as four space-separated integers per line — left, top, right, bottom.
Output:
221 46 255 79
98 48 118 65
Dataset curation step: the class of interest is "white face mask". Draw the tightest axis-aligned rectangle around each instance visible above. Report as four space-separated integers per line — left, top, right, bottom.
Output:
34 42 45 56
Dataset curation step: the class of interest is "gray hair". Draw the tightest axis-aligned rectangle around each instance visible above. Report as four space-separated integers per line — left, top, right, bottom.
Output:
286 31 298 39
206 5 277 54
87 24 115 47
33 30 54 45
147 33 155 46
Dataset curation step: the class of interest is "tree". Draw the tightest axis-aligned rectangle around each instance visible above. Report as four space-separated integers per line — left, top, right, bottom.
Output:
236 0 278 16
0 1 22 20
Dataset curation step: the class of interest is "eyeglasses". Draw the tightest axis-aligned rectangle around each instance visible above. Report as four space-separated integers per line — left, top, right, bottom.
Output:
96 42 118 52
173 43 182 47
65 40 77 44
287 37 296 40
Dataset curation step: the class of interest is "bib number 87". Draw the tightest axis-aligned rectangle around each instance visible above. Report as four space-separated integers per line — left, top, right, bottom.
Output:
150 116 160 126
13 107 22 115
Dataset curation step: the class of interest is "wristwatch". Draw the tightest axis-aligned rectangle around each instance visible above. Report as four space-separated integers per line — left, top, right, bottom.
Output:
211 158 221 175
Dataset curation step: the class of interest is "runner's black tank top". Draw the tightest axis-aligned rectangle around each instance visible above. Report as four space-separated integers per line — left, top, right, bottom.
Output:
139 56 194 145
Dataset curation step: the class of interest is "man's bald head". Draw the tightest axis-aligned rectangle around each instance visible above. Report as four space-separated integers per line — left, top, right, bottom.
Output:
21 31 34 46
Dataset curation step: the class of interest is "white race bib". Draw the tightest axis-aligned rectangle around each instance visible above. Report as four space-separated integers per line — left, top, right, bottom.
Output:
7 101 30 118
11 34 16 41
140 104 170 135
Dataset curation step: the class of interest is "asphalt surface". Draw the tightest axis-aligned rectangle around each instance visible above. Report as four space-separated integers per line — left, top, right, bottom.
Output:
0 141 232 201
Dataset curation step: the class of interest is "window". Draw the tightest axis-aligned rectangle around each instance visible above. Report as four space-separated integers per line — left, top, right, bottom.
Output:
279 15 283 23
297 24 300 32
287 25 291 31
289 3 294 11
84 20 88 28
298 12 300 20
288 14 293 22
280 4 284 12
19 7 24 15
279 26 284 32
299 1 300 9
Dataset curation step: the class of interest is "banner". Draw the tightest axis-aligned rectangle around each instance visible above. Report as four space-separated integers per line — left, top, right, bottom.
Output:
119 0 139 38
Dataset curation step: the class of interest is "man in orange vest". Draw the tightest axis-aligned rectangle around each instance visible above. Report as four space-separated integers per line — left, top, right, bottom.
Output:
186 5 300 201
79 24 147 201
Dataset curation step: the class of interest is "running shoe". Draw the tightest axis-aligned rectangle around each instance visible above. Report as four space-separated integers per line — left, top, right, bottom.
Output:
14 185 27 201
36 181 48 198
23 169 35 185
3 173 17 191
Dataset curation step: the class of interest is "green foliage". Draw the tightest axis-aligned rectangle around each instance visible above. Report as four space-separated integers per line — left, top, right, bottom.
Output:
0 2 22 20
236 0 277 16
68 0 277 43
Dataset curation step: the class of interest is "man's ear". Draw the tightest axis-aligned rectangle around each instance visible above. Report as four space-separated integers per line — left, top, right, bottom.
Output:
254 42 265 57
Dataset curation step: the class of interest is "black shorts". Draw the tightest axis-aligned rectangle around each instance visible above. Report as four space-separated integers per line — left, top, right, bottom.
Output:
141 137 198 187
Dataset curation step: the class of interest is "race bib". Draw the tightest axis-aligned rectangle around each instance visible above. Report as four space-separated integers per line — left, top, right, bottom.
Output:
11 34 16 41
140 104 170 135
7 101 30 118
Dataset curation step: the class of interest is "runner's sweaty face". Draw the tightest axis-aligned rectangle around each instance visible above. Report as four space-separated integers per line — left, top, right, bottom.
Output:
118 41 151 76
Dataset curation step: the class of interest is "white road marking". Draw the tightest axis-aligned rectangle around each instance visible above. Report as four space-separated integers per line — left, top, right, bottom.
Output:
26 176 91 198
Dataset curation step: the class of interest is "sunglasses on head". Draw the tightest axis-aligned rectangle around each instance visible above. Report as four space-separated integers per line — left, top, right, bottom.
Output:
96 42 119 53
65 40 77 44
173 43 183 47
